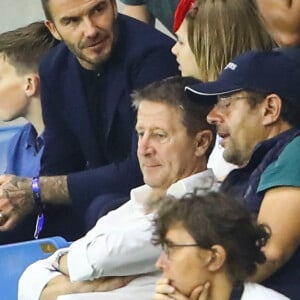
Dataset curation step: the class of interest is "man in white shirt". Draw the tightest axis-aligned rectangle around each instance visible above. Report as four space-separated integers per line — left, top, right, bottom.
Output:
18 76 218 300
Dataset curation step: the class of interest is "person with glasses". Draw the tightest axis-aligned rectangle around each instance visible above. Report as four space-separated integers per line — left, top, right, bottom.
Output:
171 0 275 181
19 76 218 300
185 49 300 299
152 190 289 300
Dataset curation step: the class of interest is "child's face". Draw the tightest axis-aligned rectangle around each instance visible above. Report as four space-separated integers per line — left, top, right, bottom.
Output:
0 54 31 121
171 19 200 79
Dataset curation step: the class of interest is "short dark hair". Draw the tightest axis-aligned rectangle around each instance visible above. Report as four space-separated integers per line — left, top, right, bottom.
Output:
0 21 58 75
41 0 115 22
152 190 270 283
245 90 300 128
132 76 216 159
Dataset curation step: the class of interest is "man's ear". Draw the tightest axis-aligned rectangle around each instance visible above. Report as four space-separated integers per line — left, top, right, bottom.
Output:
194 130 213 157
24 74 40 98
262 94 282 126
44 20 62 40
207 245 226 272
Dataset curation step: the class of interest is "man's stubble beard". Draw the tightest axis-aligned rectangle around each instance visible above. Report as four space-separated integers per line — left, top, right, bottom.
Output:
58 22 118 70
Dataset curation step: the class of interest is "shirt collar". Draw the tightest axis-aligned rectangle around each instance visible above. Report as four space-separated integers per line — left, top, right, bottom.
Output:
25 125 44 153
130 169 218 213
166 169 217 198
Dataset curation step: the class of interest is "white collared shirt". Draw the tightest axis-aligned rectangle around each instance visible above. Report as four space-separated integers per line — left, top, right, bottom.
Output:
18 169 217 300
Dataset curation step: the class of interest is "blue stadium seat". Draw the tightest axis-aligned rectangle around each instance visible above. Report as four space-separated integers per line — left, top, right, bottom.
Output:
0 236 69 300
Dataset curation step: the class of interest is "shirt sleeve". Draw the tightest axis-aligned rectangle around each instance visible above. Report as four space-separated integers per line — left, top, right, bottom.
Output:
18 201 161 298
258 136 300 192
18 249 68 300
56 273 161 300
67 201 161 281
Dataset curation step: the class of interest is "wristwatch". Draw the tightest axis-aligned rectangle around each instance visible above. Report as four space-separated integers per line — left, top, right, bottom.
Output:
52 250 69 275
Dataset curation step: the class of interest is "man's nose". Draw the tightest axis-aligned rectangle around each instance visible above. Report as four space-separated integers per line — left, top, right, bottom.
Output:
207 105 223 125
137 136 154 156
82 18 98 38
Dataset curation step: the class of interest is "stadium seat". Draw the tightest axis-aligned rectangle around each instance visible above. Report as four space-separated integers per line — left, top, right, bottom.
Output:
0 236 69 300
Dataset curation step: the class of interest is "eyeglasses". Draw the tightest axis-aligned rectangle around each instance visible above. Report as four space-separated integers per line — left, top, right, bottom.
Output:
161 240 201 259
215 95 250 112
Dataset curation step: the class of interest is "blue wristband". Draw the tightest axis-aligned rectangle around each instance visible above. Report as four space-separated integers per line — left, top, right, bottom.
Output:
32 177 45 239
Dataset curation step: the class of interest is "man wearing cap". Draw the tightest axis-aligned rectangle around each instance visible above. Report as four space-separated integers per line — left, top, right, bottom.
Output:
186 49 300 299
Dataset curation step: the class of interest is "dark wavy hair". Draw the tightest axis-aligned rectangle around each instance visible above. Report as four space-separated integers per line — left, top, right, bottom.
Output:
152 190 270 283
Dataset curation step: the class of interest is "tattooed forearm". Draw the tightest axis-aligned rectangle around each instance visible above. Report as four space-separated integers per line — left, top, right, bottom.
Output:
0 174 70 230
7 175 70 206
40 176 71 205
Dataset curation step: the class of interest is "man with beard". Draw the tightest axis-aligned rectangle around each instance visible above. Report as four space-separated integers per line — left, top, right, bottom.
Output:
0 0 178 241
186 49 300 299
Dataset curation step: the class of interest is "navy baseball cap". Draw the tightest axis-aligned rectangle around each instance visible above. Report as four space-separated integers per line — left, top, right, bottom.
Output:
185 49 300 103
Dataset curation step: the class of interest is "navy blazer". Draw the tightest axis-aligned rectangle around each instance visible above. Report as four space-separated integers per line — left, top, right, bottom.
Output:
39 15 179 211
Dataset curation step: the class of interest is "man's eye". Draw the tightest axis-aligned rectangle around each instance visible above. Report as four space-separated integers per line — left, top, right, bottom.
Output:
217 100 231 109
62 18 79 26
137 132 144 138
155 133 167 139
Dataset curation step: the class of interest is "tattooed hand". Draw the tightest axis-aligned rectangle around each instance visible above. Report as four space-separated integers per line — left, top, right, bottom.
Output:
0 174 34 230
